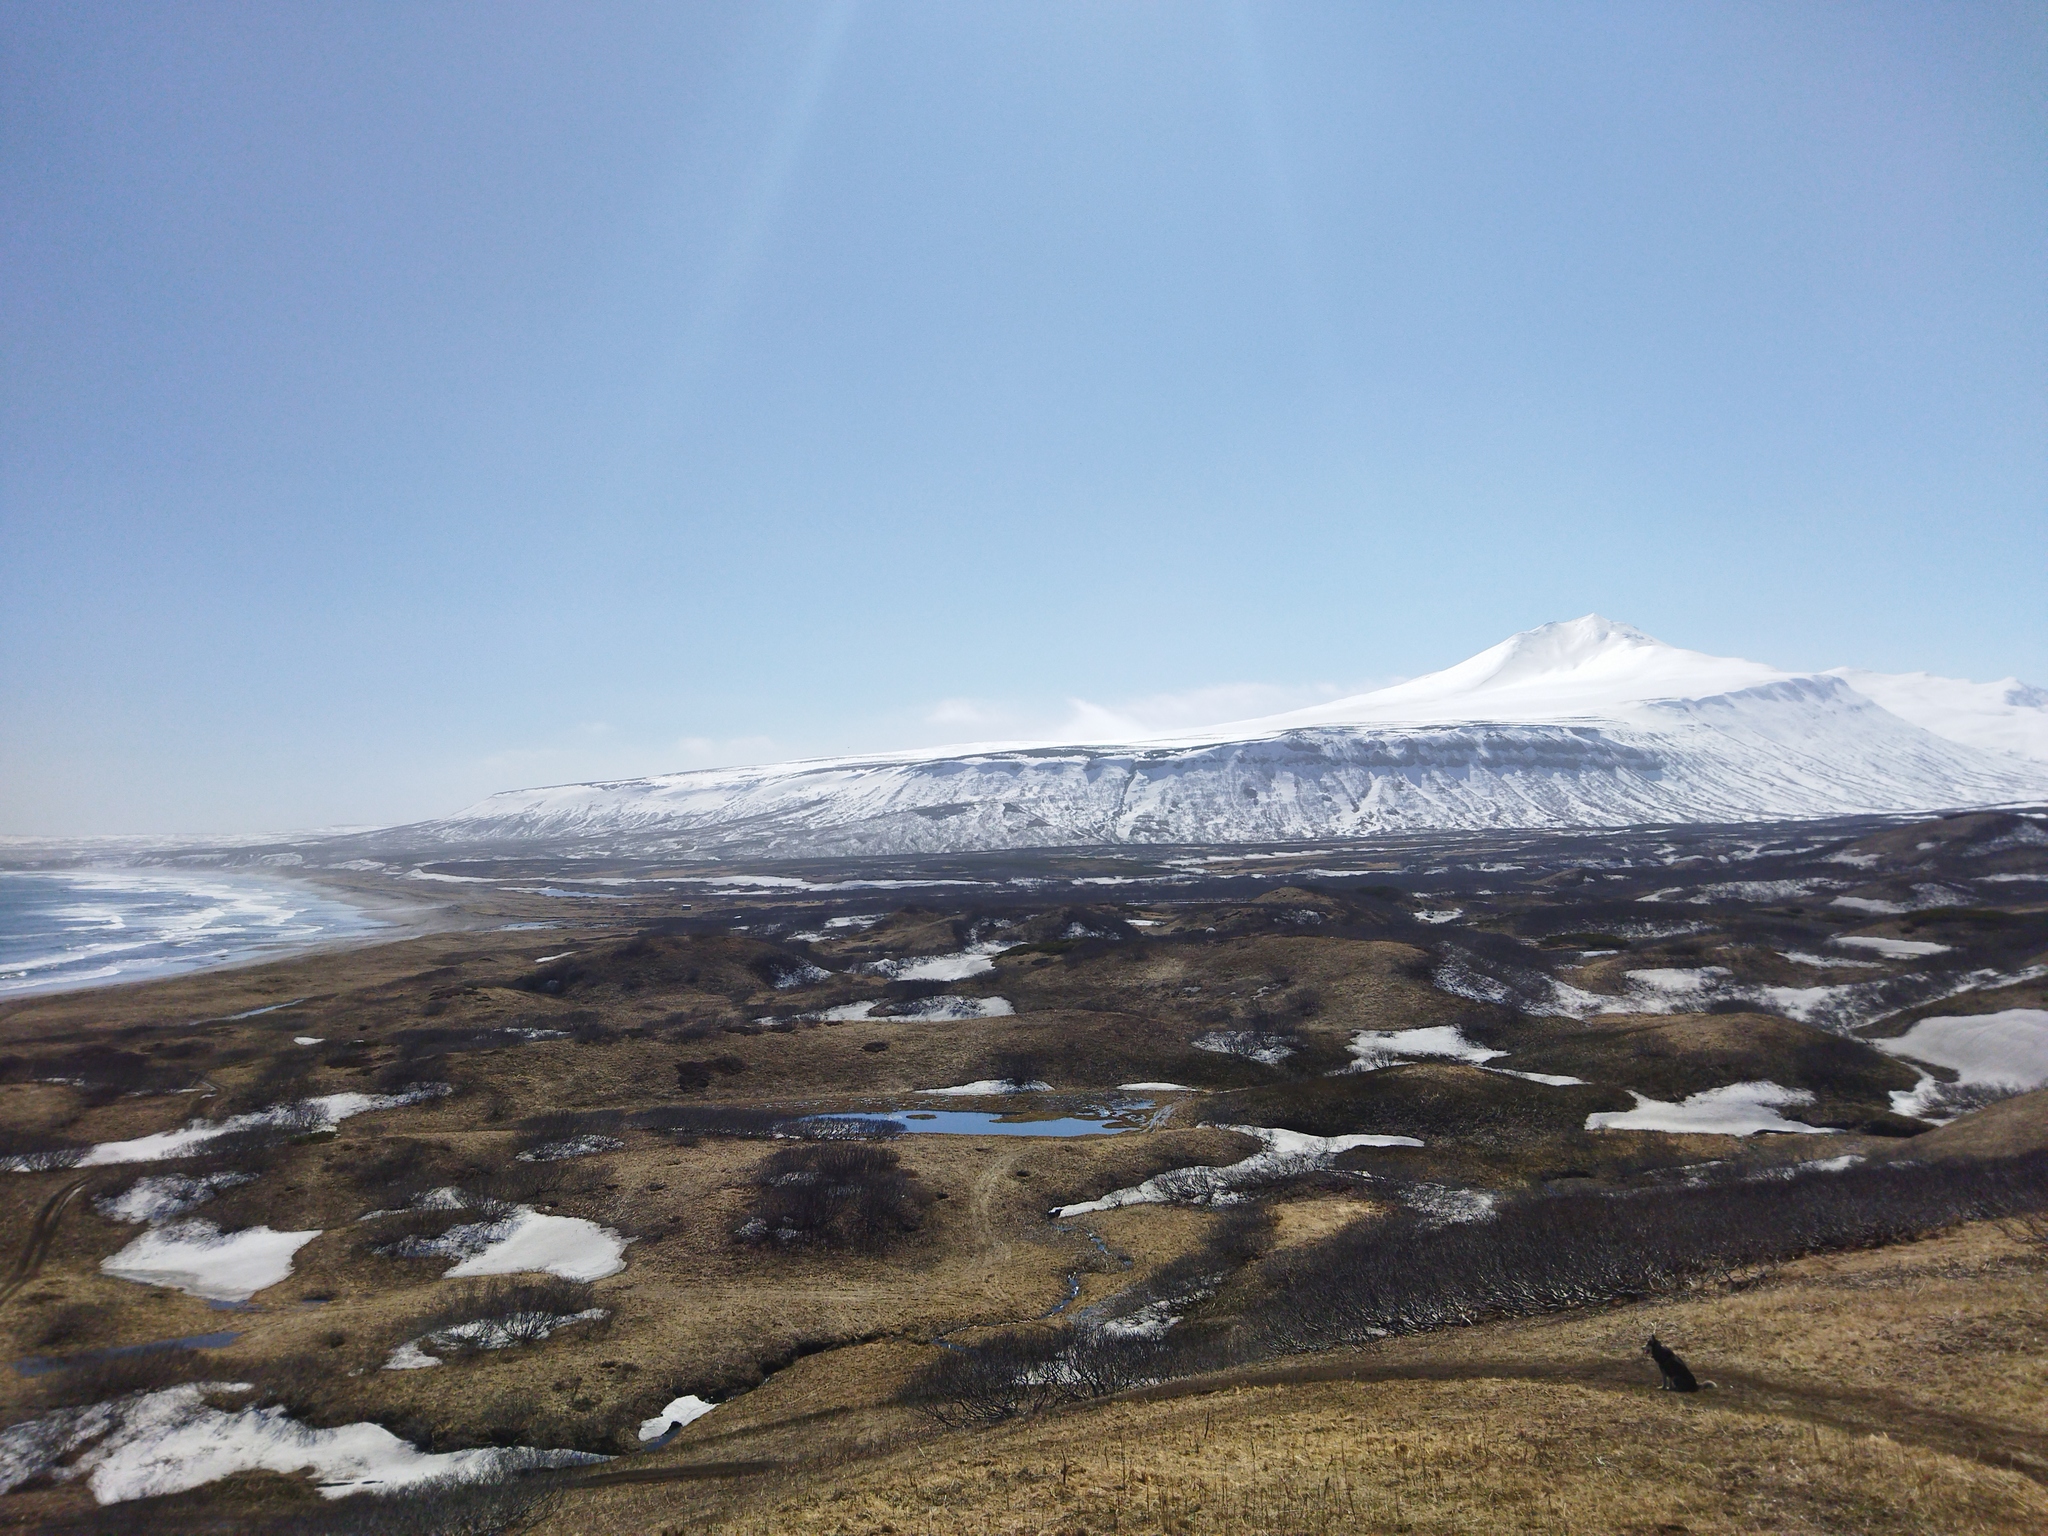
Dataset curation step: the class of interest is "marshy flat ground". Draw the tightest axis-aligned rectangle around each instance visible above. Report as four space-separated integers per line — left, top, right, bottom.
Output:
0 808 2043 1533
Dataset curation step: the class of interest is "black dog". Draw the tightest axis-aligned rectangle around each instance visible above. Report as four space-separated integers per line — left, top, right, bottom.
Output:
1645 1335 1700 1392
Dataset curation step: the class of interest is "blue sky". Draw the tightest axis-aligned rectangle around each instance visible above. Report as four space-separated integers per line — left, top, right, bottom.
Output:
3 1 2043 834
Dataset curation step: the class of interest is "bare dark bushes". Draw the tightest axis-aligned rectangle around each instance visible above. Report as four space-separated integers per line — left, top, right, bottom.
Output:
906 1152 2048 1426
402 1277 606 1355
738 1144 930 1251
1256 1151 2048 1353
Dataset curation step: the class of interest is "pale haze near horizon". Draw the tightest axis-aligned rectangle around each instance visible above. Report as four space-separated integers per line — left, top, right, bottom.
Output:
2 2 2042 836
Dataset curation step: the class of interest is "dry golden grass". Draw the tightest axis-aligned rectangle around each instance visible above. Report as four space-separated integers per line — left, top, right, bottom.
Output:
552 1222 2048 1536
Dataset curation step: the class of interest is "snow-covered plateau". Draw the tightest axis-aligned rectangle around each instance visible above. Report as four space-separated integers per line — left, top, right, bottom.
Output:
375 617 2048 858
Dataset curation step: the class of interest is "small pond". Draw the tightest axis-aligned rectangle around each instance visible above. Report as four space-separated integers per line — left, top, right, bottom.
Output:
12 1329 241 1377
818 1102 1154 1137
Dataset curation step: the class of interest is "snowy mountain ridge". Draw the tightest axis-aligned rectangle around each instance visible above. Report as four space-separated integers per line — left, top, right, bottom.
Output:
390 618 2048 856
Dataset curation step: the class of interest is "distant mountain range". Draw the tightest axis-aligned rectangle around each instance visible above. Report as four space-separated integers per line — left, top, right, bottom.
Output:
373 617 2048 857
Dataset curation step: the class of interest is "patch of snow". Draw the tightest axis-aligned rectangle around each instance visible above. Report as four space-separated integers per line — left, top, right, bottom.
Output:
1832 935 1953 958
1190 1030 1296 1066
1831 896 1911 915
1414 908 1463 924
1346 1026 1505 1072
382 1308 607 1370
1981 871 2048 883
292 1036 324 1046
1051 1124 1422 1217
865 940 1012 983
1623 967 1732 1003
533 951 578 965
0 1384 604 1503
770 961 831 988
637 1395 718 1442
895 994 1014 1020
100 1221 321 1301
917 1080 1050 1096
1586 1081 1834 1137
825 913 886 928
1119 1081 1193 1091
1875 1010 2048 1118
95 1173 252 1224
516 1134 624 1162
1686 879 1835 904
809 1001 878 1021
1797 1154 1865 1174
1396 1184 1500 1225
1485 1068 1589 1086
1091 1297 1188 1341
27 1086 452 1170
1780 951 1884 970
390 1206 628 1281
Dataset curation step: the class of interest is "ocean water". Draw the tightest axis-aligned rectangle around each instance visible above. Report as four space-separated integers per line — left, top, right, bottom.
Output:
0 868 388 1000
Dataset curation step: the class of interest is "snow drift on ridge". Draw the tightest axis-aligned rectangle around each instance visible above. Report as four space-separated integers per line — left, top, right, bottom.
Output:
377 618 2048 857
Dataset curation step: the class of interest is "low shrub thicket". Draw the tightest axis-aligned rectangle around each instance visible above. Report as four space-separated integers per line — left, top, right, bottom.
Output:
739 1143 930 1250
907 1151 2048 1426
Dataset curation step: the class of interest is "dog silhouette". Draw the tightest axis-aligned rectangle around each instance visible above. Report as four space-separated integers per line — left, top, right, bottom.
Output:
1645 1335 1700 1392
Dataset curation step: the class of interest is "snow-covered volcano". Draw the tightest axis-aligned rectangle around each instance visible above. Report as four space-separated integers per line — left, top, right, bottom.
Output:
390 618 2048 856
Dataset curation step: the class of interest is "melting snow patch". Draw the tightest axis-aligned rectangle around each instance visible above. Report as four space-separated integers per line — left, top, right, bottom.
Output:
382 1308 607 1370
292 1037 324 1046
1622 967 1731 1004
1347 1026 1505 1073
1119 1082 1193 1092
1414 909 1463 924
917 1080 1050 1096
637 1395 718 1442
1191 1031 1296 1066
864 943 1009 983
389 1206 628 1281
1875 1010 2048 1121
893 994 1014 1021
25 1086 452 1170
1831 896 1910 915
1586 1081 1833 1137
516 1135 625 1163
1396 1184 1499 1225
101 1221 321 1302
95 1173 253 1224
0 1384 605 1503
1051 1125 1421 1217
1780 951 1883 970
1832 935 1953 958
358 1186 470 1222
1486 1069 1589 1086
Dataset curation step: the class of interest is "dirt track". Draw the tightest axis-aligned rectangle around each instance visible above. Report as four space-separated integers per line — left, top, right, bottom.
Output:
0 1176 91 1308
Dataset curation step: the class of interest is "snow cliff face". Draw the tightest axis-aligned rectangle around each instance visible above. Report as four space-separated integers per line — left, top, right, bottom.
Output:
396 618 2048 856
